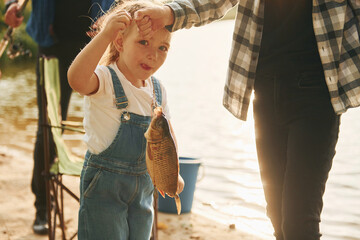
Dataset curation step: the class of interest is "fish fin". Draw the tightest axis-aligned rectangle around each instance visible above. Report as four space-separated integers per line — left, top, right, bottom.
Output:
175 195 181 215
159 189 165 198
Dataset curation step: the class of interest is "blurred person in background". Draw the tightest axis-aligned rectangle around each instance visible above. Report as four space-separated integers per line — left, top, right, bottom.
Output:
4 0 114 235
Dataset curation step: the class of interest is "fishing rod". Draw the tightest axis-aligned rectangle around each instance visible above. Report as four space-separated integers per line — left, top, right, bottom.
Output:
0 0 31 58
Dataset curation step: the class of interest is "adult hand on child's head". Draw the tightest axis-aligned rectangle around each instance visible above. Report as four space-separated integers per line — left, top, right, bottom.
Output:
4 3 24 28
102 10 132 42
134 6 174 39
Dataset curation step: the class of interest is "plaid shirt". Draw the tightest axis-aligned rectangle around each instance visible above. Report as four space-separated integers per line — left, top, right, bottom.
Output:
167 0 360 121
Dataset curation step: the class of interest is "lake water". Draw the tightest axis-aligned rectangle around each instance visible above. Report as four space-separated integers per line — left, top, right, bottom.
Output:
1 20 359 239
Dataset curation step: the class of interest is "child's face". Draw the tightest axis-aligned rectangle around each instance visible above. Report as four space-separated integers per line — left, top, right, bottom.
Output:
116 22 171 82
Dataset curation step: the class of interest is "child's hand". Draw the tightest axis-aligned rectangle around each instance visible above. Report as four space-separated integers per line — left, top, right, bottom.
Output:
176 174 185 194
101 10 132 42
134 6 174 39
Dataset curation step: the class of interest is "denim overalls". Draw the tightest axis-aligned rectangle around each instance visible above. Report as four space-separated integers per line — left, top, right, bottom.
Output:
78 67 162 240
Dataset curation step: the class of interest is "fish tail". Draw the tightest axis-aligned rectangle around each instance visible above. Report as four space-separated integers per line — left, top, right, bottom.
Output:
175 195 181 215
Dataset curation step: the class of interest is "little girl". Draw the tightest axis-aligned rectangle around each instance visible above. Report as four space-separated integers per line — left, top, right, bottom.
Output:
67 1 184 239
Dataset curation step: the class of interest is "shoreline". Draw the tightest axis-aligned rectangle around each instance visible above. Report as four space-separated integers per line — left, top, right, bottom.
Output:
0 120 259 240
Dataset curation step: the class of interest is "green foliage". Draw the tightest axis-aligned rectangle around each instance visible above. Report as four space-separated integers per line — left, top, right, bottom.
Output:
0 1 8 33
0 1 37 67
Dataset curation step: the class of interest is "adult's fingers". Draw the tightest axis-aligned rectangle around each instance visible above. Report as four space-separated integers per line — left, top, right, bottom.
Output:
134 9 147 21
4 5 23 28
136 17 154 38
137 16 151 31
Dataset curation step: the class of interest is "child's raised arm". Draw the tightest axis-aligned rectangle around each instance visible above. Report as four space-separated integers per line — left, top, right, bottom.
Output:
67 11 132 95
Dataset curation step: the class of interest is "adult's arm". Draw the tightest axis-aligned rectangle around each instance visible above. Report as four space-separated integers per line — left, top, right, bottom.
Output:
166 0 238 31
135 0 238 37
348 0 360 26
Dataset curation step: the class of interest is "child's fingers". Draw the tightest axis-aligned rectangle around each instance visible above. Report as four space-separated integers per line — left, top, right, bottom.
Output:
116 11 132 26
117 22 128 32
117 10 132 19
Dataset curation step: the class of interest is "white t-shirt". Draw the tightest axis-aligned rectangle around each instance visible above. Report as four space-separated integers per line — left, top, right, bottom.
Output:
83 63 170 154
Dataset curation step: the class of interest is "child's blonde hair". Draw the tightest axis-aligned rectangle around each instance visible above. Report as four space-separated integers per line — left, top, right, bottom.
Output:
94 0 165 65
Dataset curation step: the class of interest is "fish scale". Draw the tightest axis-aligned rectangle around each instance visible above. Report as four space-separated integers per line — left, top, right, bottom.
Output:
144 107 182 214
148 138 178 193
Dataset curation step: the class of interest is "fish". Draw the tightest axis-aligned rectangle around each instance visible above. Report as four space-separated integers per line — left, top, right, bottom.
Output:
144 106 181 214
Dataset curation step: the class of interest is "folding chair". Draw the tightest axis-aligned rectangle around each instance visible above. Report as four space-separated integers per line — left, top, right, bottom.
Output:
39 57 159 240
39 56 84 240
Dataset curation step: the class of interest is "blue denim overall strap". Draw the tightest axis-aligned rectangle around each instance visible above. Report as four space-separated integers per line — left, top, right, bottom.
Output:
107 67 162 109
108 67 129 109
151 76 162 107
84 66 163 175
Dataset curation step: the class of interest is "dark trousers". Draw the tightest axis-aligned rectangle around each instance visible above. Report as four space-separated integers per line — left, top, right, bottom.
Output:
31 40 85 215
253 69 340 240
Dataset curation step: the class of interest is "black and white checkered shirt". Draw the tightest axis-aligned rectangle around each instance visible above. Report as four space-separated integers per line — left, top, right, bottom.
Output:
167 0 360 121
